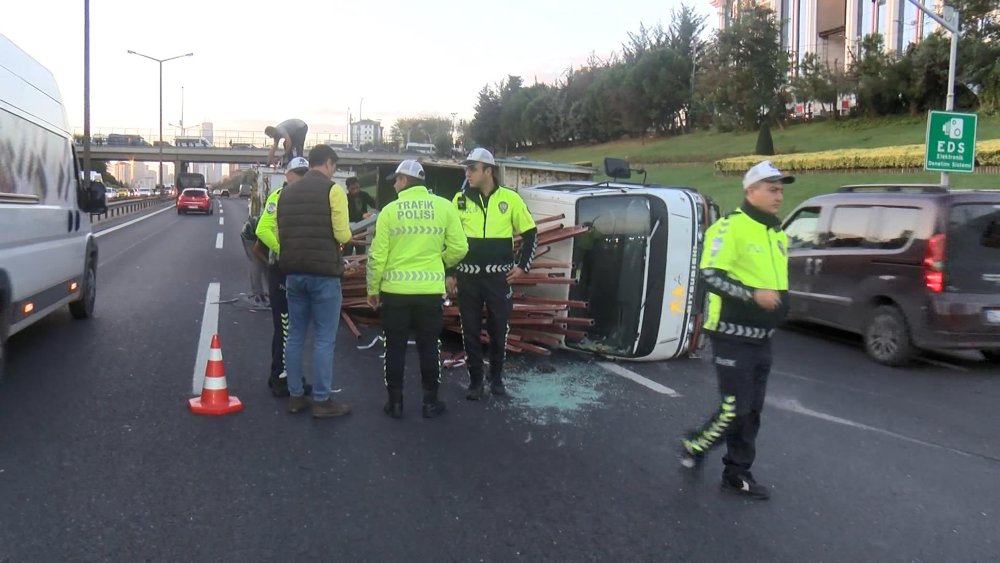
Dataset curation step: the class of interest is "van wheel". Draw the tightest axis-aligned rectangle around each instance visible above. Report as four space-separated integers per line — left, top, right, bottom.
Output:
69 258 97 319
863 305 916 366
981 350 1000 363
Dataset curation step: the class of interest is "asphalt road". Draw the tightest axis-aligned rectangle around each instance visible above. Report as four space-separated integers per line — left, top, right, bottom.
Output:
1 198 997 562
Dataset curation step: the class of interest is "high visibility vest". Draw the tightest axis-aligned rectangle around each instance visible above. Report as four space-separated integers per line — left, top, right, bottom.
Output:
367 186 468 295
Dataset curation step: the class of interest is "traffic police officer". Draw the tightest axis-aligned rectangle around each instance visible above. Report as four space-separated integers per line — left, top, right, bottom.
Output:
255 156 310 397
367 160 467 419
679 160 792 500
446 148 537 399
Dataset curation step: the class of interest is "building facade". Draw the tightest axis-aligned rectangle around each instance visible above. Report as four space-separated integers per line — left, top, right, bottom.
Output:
350 119 383 149
710 0 942 70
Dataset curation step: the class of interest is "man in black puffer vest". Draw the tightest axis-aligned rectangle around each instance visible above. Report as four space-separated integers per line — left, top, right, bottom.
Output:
276 144 353 418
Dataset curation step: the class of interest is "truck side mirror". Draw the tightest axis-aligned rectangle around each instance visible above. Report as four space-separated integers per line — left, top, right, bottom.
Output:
604 157 631 179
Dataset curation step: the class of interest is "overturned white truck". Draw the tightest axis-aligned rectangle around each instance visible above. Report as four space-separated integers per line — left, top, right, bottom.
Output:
518 158 718 361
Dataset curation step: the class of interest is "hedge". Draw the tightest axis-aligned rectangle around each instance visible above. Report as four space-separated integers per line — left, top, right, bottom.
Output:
714 138 1000 174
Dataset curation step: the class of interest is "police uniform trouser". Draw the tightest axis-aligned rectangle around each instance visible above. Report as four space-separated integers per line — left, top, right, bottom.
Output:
380 293 443 402
457 272 512 386
267 263 289 382
688 336 771 478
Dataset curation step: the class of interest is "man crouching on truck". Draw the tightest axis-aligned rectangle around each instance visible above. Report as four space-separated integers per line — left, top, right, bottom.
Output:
678 160 792 500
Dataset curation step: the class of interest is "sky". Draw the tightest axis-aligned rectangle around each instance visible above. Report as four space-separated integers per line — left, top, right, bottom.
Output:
2 0 716 140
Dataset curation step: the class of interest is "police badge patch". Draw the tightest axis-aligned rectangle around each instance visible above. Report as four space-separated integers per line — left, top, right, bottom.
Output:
265 201 277 213
498 201 509 214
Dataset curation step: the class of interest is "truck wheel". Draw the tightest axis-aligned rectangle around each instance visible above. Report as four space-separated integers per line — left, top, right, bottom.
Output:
69 257 97 319
863 305 916 366
981 350 1000 364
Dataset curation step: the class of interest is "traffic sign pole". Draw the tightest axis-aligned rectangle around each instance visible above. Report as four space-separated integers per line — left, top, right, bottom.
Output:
908 0 960 186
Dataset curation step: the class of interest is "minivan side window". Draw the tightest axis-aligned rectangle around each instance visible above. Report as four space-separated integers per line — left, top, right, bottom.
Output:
825 206 872 248
867 207 919 249
784 207 821 249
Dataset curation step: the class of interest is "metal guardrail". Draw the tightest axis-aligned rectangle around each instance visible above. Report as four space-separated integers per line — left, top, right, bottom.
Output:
90 196 173 224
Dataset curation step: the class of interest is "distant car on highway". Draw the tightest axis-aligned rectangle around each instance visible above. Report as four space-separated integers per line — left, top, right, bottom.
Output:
177 188 213 215
782 184 1000 366
105 186 117 200
219 188 230 198
137 187 153 197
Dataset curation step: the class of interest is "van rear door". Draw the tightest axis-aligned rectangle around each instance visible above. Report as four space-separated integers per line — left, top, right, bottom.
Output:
945 202 1000 295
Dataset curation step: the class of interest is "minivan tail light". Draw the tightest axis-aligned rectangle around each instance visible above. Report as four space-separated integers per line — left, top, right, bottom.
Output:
923 233 945 293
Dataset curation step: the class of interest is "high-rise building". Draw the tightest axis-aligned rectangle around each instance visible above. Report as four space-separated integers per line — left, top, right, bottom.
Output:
201 121 214 144
709 0 943 70
350 119 383 149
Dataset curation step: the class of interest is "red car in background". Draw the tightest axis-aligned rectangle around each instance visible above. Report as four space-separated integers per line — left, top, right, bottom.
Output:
177 188 213 215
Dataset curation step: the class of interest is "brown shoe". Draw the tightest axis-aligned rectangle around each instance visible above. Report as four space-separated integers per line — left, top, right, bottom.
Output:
287 395 310 414
312 398 352 418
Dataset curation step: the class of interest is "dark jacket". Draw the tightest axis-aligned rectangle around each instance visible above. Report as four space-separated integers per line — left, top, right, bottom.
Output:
277 170 346 277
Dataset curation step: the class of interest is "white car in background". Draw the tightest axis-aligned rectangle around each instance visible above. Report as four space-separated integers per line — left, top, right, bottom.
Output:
137 187 153 197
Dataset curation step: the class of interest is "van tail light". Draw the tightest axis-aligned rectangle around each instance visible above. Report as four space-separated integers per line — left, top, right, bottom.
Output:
923 233 945 293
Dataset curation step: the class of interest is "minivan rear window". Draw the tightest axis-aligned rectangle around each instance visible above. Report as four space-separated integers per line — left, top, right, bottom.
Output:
946 204 1000 292
868 207 919 249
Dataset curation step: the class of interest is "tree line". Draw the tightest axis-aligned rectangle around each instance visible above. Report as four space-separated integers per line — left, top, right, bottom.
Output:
464 1 1000 153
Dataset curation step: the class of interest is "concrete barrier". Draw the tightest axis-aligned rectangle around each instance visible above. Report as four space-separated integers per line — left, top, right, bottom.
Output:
91 197 173 225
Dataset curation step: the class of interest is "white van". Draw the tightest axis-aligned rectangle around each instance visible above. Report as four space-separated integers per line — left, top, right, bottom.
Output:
518 163 718 361
0 33 106 381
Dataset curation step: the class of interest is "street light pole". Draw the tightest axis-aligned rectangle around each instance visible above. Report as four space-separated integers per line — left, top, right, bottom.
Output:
126 50 193 187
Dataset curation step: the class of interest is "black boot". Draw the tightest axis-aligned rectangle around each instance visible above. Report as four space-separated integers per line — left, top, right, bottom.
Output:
383 389 403 419
466 376 485 401
489 378 507 396
269 376 289 398
422 392 447 418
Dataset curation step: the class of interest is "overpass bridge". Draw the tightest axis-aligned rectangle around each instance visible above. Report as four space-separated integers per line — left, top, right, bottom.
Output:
84 146 595 192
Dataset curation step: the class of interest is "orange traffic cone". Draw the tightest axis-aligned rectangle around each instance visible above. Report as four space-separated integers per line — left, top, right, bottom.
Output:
189 334 243 415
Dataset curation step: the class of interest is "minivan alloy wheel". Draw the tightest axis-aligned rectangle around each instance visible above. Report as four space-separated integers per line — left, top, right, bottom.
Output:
864 305 915 367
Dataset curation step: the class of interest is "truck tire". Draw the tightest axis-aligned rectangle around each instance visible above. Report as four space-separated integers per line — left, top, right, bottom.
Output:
69 255 97 320
863 305 916 367
981 350 1000 364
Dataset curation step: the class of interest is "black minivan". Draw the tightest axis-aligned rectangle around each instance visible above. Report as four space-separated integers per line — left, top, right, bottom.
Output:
781 184 1000 366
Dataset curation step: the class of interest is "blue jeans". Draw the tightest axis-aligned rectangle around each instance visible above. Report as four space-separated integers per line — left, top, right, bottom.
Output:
284 274 342 401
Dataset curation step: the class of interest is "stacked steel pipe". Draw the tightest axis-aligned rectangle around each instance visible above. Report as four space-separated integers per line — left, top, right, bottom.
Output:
338 213 594 356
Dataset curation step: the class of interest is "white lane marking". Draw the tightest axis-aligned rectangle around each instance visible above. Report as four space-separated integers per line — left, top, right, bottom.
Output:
192 283 221 395
219 207 223 214
94 204 176 238
219 217 224 226
767 396 973 458
215 233 224 249
597 361 681 397
918 356 970 372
